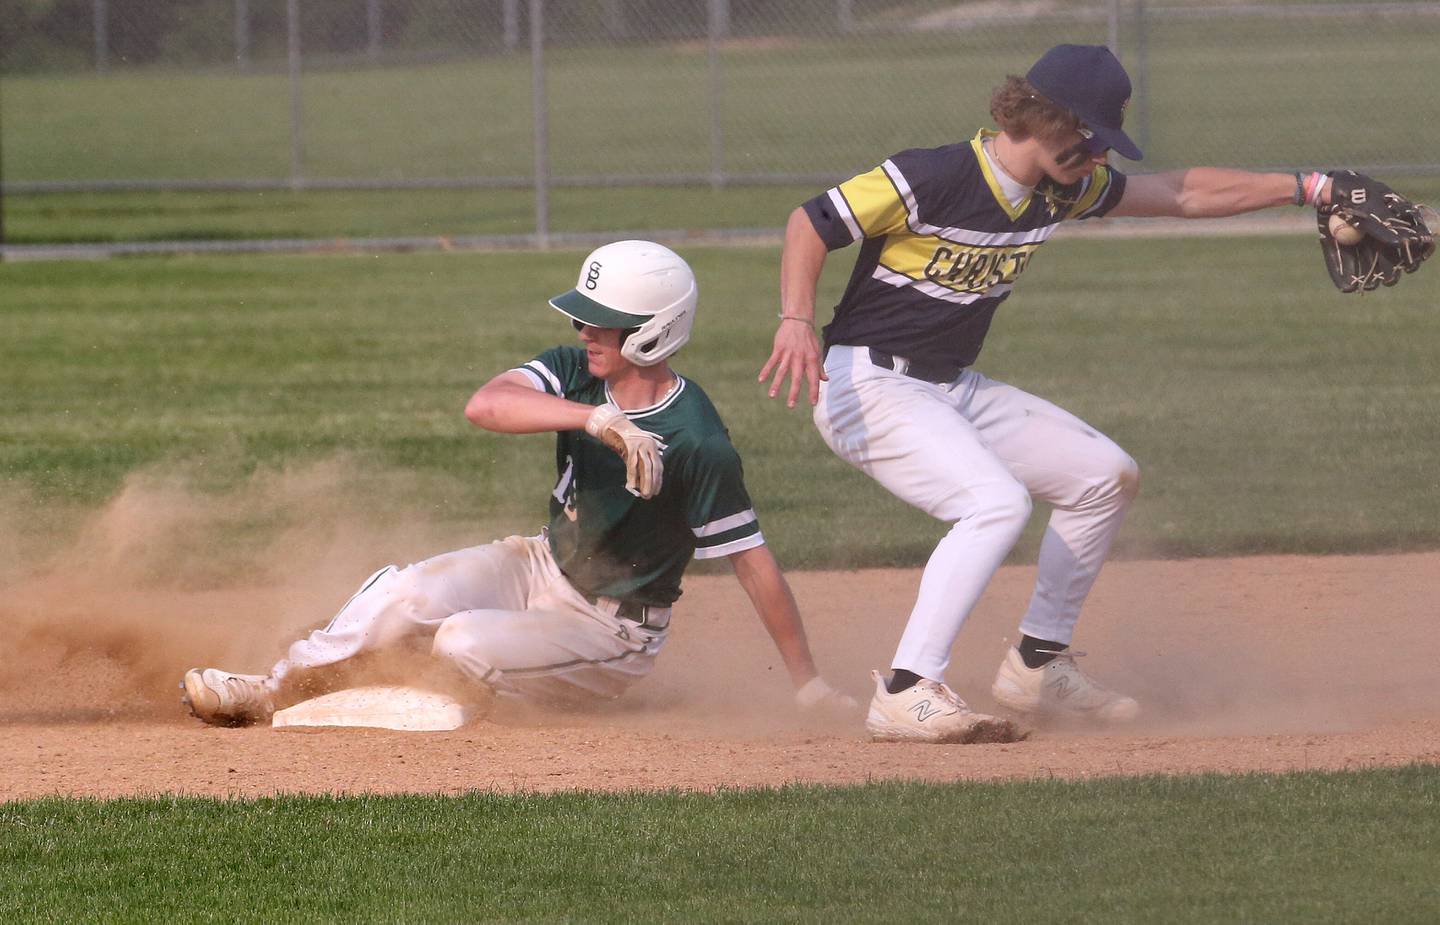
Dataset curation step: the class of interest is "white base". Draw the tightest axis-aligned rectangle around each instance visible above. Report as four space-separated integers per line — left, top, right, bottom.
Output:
271 685 474 732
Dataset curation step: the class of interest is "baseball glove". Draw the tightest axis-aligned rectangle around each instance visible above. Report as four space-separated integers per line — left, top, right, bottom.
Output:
1319 170 1436 293
585 403 664 499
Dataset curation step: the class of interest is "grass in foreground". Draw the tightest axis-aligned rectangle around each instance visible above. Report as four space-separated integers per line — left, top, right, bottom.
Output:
3 767 1438 923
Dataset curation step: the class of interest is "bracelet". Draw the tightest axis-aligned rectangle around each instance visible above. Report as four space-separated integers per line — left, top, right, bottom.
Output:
1295 171 1326 208
778 314 813 325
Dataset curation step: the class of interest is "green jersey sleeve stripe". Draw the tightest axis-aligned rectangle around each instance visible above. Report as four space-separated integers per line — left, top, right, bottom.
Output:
693 531 766 560
692 508 757 538
695 520 761 549
515 360 564 397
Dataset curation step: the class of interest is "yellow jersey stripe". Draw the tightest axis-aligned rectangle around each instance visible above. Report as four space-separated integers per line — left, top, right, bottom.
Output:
1067 167 1111 218
835 166 909 239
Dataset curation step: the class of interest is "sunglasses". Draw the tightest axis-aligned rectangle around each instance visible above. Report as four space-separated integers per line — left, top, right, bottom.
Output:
1056 126 1111 169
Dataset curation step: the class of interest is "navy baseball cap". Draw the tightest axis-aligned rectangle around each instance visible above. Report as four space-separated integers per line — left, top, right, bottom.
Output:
1026 44 1143 161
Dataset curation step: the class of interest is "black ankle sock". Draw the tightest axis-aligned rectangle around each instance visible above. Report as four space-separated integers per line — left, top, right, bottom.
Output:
887 669 922 694
1019 635 1068 670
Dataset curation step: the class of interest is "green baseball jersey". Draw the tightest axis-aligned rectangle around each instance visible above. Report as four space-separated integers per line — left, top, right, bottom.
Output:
513 346 764 607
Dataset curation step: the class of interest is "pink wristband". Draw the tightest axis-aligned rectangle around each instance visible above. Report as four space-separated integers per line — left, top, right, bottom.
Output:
1303 172 1327 207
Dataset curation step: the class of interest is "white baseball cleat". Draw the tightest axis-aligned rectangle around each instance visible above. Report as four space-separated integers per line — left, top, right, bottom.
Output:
990 647 1139 724
865 670 1021 744
181 668 276 727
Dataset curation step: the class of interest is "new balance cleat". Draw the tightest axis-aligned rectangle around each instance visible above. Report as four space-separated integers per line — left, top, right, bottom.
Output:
865 670 1021 744
991 647 1139 724
181 667 275 727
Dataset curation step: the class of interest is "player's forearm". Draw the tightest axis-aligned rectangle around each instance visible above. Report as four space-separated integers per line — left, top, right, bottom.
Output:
465 381 594 434
1115 169 1318 218
729 545 819 688
779 207 827 323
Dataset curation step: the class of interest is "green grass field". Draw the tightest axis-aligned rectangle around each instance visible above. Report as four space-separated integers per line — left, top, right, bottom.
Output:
5 769 1440 923
0 184 822 244
3 236 1437 568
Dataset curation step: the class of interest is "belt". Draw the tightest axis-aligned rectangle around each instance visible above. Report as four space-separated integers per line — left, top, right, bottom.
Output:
586 593 672 631
868 348 963 384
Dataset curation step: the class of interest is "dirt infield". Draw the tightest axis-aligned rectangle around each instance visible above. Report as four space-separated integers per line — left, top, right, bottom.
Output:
4 549 1437 800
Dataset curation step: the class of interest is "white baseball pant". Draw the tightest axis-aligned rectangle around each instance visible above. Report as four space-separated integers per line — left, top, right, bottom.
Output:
814 345 1138 682
268 533 666 704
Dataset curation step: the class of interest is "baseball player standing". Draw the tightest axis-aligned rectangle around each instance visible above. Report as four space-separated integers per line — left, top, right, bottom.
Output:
184 240 853 726
759 44 1433 743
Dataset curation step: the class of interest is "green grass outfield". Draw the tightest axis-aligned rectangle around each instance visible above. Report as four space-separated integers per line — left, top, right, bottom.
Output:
0 184 824 245
3 235 1438 568
9 176 1440 246
7 21 1438 181
4 11 1440 243
4 768 1439 922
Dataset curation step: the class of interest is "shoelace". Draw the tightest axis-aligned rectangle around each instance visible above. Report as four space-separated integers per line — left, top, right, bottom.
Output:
1035 648 1088 660
916 679 970 711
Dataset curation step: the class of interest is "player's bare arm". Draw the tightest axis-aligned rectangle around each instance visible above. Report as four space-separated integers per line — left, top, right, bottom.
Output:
727 543 856 712
465 371 593 434
1108 169 1332 219
467 365 665 499
759 207 830 408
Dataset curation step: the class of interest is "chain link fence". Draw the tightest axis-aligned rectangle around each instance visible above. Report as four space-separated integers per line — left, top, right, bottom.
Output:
3 1 1439 249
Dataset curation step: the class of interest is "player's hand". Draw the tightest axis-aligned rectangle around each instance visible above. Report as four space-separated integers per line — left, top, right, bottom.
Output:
794 676 859 714
758 318 827 408
585 404 664 499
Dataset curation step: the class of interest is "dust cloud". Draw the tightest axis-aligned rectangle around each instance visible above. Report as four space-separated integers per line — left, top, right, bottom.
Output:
1 461 1433 744
0 459 494 723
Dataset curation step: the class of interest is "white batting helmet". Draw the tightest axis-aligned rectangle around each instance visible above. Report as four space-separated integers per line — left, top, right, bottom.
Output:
548 240 697 366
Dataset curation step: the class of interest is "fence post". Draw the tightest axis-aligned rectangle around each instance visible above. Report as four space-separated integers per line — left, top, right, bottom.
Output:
1135 0 1150 161
368 0 383 59
708 0 727 190
0 76 6 247
529 0 550 248
1107 0 1121 60
93 0 108 73
709 0 730 39
602 0 627 39
235 0 250 70
287 0 305 189
504 0 521 52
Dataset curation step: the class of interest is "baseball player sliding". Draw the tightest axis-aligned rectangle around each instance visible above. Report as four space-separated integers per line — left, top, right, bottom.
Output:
760 44 1433 744
184 241 853 726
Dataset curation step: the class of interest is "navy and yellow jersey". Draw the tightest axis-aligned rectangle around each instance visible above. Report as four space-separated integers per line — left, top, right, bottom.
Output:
512 346 764 607
802 129 1127 368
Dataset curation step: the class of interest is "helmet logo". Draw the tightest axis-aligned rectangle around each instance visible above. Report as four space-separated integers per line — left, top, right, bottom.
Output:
584 261 603 290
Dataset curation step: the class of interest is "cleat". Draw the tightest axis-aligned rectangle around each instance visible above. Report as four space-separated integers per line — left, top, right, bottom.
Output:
182 668 275 727
991 647 1139 724
865 670 1022 744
